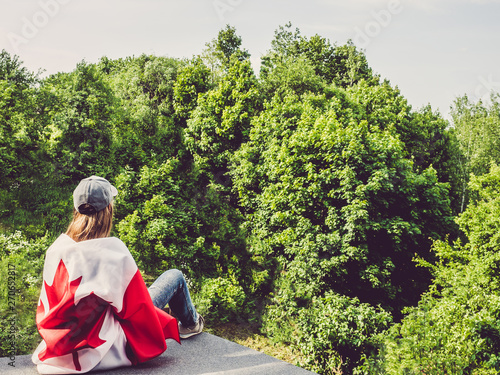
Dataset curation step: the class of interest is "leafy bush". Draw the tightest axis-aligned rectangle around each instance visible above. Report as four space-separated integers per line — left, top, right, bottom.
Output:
115 159 249 283
369 243 500 374
231 90 454 311
0 231 51 356
193 276 248 324
184 58 261 175
367 165 500 374
264 289 392 374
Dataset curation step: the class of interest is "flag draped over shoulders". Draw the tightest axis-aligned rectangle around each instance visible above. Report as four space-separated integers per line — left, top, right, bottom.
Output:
32 234 180 374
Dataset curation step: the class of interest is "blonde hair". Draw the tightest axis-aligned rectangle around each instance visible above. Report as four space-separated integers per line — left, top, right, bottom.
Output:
66 203 113 242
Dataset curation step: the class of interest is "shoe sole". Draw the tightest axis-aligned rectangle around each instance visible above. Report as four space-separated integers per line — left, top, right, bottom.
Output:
179 317 204 339
179 330 203 339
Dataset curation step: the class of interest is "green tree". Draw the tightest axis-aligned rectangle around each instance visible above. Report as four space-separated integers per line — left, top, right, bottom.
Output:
173 58 211 122
231 90 454 373
233 90 453 308
0 51 70 235
0 51 40 189
202 25 250 84
451 94 500 212
104 55 185 170
371 164 500 375
114 159 250 289
41 62 115 182
184 58 261 178
411 106 462 214
260 23 374 93
347 82 461 209
259 55 327 101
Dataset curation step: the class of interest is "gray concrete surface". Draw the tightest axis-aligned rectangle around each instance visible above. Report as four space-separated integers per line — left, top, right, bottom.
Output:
1 333 316 374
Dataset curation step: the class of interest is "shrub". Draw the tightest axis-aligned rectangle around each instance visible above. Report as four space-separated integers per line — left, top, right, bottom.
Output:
297 292 392 374
370 246 500 374
264 289 392 374
366 166 500 374
193 276 248 324
114 159 249 283
0 231 51 357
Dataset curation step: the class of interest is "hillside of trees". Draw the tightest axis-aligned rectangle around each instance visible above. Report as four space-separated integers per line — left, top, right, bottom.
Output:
2 24 500 374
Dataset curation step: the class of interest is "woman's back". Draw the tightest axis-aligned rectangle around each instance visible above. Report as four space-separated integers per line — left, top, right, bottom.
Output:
32 177 180 374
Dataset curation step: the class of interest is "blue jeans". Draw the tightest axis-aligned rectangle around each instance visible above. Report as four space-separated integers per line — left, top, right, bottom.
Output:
148 269 198 327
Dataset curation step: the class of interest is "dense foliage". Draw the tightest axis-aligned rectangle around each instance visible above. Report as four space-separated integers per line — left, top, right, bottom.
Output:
451 94 500 212
1 23 499 374
0 232 52 357
366 165 500 374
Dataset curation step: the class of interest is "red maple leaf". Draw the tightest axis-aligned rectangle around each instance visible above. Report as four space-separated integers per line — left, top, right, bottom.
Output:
37 259 108 371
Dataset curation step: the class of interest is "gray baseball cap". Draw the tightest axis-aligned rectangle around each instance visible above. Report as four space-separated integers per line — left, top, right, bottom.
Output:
73 175 118 213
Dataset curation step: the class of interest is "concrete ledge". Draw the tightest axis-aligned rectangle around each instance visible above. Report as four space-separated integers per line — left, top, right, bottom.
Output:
1 333 316 374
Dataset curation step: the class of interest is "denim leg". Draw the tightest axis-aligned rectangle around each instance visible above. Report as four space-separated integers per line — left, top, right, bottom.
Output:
148 269 198 327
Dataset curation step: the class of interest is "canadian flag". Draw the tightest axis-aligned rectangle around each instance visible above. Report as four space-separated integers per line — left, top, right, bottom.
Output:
32 234 180 374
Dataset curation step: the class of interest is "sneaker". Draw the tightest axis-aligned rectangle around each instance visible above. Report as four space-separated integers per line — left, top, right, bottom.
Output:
178 315 204 339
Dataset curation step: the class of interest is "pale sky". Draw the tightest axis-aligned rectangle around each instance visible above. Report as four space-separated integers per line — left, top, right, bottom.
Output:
1 0 500 121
